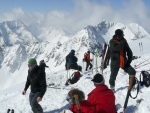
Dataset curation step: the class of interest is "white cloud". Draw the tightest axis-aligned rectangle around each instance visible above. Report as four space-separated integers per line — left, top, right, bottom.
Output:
0 0 149 35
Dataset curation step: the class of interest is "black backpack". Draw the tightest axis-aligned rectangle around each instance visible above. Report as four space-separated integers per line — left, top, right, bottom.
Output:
140 71 150 87
68 71 81 84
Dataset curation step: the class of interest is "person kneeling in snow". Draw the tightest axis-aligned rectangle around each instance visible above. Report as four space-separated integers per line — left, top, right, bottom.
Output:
64 88 95 113
87 73 117 113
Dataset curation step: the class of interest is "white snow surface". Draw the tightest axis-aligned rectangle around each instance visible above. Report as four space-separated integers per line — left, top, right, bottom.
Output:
0 20 150 113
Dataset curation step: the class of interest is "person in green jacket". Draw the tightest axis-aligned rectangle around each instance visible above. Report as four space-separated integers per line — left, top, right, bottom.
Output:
109 29 136 92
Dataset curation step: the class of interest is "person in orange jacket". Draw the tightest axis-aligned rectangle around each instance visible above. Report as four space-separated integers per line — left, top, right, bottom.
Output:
66 88 96 113
87 73 117 113
83 51 93 71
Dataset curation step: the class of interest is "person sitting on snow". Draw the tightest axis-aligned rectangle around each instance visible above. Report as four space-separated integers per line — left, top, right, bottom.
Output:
65 49 82 71
64 88 95 113
87 73 117 113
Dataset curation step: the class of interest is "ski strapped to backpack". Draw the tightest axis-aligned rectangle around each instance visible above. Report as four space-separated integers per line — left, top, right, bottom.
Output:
74 95 82 113
140 71 150 87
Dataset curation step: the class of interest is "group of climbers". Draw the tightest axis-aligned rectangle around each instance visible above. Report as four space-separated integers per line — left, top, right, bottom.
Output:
63 29 136 113
22 29 136 113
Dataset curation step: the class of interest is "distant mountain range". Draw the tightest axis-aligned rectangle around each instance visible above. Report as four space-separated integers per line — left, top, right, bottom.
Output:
0 19 150 89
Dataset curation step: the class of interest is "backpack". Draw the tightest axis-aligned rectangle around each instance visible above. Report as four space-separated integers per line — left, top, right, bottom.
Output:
84 53 88 61
140 71 150 87
68 71 81 84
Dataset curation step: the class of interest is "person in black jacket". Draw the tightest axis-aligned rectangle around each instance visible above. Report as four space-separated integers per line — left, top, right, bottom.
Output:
109 29 136 92
39 60 49 72
65 49 82 71
22 58 47 113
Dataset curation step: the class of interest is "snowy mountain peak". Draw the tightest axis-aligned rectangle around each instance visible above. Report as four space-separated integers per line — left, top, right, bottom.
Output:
86 20 150 43
0 20 38 46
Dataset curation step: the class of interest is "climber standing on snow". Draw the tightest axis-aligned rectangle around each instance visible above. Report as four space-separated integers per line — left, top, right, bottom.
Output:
109 29 136 92
22 58 47 113
39 60 49 72
83 51 93 71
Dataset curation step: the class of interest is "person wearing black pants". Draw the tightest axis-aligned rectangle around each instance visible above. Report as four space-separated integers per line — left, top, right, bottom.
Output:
83 51 93 71
22 58 47 113
109 29 136 92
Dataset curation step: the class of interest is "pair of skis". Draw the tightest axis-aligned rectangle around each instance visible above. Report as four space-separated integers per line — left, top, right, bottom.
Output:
100 43 110 75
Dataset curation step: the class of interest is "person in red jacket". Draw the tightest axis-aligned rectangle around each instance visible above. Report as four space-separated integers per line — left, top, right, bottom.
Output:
83 51 93 71
66 88 95 113
87 73 117 113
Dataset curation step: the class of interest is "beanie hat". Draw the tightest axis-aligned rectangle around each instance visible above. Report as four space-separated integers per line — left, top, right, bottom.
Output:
28 58 37 65
115 29 123 36
91 73 104 84
70 49 75 55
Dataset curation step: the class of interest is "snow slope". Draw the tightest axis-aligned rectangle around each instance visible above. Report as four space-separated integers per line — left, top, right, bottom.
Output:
0 53 150 113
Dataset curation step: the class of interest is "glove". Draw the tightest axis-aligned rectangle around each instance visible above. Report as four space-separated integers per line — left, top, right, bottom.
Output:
124 61 131 68
90 59 93 61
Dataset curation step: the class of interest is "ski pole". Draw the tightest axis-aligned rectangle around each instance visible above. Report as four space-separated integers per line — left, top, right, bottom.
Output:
135 62 150 69
83 61 84 73
92 52 94 74
134 57 150 68
132 99 143 113
48 67 51 71
141 42 143 55
123 75 135 113
139 43 141 56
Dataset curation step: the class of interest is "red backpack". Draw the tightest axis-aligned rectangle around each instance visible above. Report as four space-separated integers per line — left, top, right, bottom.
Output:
84 52 88 61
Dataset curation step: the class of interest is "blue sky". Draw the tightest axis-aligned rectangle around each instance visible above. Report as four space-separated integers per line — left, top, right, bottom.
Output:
0 0 149 13
0 0 149 34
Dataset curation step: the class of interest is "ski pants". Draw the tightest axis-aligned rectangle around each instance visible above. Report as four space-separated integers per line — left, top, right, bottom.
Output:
109 65 136 87
29 92 43 113
85 61 93 71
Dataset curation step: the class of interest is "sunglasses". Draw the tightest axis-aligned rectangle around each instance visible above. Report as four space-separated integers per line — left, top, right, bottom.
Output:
66 95 71 101
66 95 76 104
28 64 34 67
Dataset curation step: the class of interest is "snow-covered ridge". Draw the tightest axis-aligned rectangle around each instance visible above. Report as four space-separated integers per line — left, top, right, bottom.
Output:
0 20 150 90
